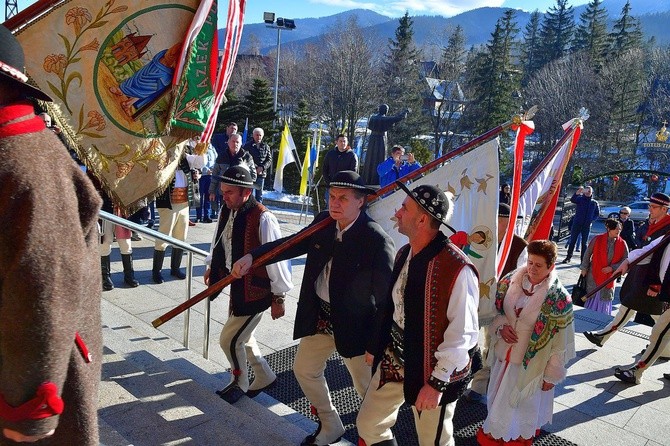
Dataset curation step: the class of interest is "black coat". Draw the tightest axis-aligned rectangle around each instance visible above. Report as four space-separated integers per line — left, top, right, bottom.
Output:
252 211 395 357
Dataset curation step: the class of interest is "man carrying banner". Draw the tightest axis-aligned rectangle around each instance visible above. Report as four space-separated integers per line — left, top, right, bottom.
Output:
0 25 102 444
232 171 395 446
204 165 292 403
356 183 479 446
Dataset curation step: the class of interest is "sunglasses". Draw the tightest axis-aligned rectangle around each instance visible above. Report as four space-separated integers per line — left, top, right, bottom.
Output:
619 211 629 215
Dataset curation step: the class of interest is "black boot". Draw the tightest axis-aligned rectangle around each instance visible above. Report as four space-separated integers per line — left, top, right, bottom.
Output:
121 253 139 287
152 250 165 284
170 248 186 279
101 255 114 291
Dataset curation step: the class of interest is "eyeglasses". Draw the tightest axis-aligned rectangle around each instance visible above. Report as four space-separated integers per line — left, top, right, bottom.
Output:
649 204 661 209
619 211 629 215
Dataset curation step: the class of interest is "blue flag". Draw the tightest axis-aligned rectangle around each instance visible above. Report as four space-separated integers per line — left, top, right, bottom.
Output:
242 117 249 144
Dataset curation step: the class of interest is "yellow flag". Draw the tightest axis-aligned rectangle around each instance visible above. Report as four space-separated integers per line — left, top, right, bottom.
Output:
299 136 311 196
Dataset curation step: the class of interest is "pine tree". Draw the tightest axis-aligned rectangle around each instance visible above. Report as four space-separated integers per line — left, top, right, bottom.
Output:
537 0 575 67
608 0 643 58
519 11 542 85
381 12 426 146
464 9 521 134
214 92 244 132
242 78 277 135
572 0 608 67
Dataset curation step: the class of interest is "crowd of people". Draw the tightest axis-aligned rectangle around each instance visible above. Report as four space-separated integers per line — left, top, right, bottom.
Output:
4 23 670 446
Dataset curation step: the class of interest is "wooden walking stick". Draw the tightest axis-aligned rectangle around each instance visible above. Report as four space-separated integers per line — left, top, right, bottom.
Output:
152 108 537 328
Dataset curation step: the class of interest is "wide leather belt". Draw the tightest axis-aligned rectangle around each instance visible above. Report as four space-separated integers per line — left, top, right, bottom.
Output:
171 187 188 203
390 321 404 366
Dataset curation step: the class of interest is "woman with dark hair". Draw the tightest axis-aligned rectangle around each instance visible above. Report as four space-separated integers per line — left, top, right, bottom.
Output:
617 206 636 250
579 218 628 315
478 240 574 446
499 183 511 205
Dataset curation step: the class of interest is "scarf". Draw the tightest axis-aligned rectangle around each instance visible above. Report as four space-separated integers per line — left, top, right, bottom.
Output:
591 233 626 289
0 101 46 137
643 215 670 243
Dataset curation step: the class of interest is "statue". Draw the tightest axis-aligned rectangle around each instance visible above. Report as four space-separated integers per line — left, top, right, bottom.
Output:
361 104 408 185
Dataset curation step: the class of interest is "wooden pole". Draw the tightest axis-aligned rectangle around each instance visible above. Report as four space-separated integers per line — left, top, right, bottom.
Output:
152 110 531 328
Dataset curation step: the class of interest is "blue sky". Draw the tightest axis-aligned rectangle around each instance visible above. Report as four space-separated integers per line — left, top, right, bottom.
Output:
12 1 591 25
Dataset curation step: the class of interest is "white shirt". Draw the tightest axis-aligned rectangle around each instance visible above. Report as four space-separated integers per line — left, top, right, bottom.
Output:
314 215 359 303
174 152 206 187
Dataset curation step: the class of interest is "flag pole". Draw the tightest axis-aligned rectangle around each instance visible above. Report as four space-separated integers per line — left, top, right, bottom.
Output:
152 109 534 328
2 0 63 31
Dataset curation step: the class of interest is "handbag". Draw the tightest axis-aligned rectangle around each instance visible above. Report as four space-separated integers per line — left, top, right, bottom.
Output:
571 274 587 307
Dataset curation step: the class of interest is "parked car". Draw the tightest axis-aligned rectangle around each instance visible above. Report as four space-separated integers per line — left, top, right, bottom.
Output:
599 201 650 221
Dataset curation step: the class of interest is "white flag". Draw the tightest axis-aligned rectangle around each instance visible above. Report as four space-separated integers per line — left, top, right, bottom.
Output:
273 123 297 192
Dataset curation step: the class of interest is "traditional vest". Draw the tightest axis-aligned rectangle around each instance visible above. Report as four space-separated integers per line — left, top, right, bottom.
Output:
155 158 195 209
387 233 478 405
209 197 272 316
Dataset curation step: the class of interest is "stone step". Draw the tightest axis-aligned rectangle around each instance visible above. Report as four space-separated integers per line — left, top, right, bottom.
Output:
101 300 353 445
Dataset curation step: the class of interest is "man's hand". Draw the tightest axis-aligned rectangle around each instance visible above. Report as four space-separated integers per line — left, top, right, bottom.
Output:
232 254 253 278
414 383 442 411
204 267 211 286
364 351 374 366
3 428 55 443
271 301 285 320
407 152 416 164
580 269 587 277
614 259 629 276
209 193 216 202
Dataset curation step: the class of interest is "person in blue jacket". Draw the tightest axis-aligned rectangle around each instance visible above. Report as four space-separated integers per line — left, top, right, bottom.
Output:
376 145 421 187
562 186 600 263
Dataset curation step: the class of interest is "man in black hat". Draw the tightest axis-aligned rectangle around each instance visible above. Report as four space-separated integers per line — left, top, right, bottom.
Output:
356 183 479 446
585 193 670 375
204 165 292 403
232 171 395 446
0 25 102 444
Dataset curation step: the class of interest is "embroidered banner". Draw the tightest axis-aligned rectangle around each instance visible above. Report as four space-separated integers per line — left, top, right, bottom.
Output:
15 0 212 209
367 139 500 325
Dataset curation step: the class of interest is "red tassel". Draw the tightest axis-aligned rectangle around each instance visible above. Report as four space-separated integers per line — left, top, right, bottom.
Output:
310 404 318 416
0 382 64 422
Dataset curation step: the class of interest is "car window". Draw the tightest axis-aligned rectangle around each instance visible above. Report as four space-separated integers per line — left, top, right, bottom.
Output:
631 203 647 209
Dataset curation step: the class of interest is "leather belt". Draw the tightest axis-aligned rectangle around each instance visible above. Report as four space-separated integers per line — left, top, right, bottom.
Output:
171 187 188 204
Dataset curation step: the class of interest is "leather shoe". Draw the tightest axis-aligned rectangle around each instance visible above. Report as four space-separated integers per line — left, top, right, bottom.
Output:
614 368 639 385
663 373 670 380
203 217 213 223
584 331 604 347
561 258 571 264
246 378 276 398
462 389 486 404
215 383 246 404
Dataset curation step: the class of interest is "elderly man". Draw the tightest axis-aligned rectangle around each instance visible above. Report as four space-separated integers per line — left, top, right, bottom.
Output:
242 127 272 202
356 182 479 446
204 165 292 403
585 193 670 372
562 186 600 263
233 171 395 446
209 133 256 205
0 25 102 444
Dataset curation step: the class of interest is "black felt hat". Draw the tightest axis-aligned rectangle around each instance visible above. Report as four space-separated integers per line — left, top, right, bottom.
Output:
329 170 377 195
395 181 452 226
216 164 258 189
650 192 670 207
0 25 52 102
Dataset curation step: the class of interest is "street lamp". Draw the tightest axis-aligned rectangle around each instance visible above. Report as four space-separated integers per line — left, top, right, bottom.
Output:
264 12 296 116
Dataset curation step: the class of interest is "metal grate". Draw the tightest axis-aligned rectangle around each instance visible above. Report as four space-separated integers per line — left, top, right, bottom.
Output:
262 345 578 445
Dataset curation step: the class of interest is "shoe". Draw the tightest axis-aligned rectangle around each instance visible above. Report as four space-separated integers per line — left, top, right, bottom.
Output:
131 231 142 241
561 258 571 264
203 217 213 223
215 383 246 404
189 220 196 227
462 389 486 404
663 373 670 380
300 410 344 446
614 368 640 385
584 331 604 347
246 378 276 398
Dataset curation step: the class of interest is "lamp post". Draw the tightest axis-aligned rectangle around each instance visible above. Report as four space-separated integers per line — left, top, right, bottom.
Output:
264 12 296 118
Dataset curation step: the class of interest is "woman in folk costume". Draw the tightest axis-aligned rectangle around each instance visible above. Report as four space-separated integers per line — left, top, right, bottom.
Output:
579 218 629 315
478 240 575 446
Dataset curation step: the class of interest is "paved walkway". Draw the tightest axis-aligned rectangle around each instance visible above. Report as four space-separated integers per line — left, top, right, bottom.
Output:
103 208 670 446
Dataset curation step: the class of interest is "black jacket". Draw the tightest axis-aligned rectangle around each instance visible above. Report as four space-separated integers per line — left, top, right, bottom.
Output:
322 148 358 185
243 140 272 178
252 211 395 357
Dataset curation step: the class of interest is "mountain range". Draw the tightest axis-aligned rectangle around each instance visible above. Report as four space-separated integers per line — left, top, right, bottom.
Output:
223 0 670 56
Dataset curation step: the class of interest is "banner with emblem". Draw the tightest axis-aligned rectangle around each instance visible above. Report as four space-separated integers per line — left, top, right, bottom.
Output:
13 0 221 209
367 139 500 325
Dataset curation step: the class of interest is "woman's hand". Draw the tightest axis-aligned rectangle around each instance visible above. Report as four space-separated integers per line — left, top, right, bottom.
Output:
580 269 587 277
601 266 613 274
499 324 518 344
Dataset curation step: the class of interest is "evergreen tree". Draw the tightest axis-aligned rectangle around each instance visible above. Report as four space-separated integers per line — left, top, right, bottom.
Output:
464 9 521 135
572 0 609 67
519 11 542 85
608 0 643 58
214 92 244 133
242 78 277 135
537 0 575 67
441 25 466 82
382 12 426 146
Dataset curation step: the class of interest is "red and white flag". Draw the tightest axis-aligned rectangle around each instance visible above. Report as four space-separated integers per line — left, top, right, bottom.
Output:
517 119 584 241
